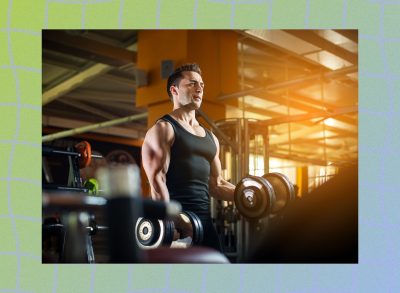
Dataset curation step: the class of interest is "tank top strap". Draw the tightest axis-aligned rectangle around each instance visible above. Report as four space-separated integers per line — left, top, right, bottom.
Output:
159 114 180 137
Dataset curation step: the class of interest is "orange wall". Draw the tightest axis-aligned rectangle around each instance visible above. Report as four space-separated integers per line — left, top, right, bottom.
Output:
136 30 239 113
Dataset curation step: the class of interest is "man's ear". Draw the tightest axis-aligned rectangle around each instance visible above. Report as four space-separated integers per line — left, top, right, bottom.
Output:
170 85 178 96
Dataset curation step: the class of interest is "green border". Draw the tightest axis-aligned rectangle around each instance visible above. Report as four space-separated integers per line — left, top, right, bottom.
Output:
1 0 399 292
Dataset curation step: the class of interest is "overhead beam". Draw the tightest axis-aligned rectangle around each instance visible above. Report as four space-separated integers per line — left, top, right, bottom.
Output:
58 99 118 120
241 53 308 71
238 31 322 71
67 89 134 103
42 116 146 141
43 30 137 67
324 125 357 137
271 148 357 164
283 30 358 64
42 112 148 142
270 125 324 145
100 73 136 86
261 105 357 126
42 63 112 105
43 126 144 147
254 91 323 113
272 134 357 147
83 99 136 112
269 122 356 146
43 58 82 71
268 152 330 166
253 90 358 126
243 106 284 118
333 29 358 43
218 65 358 101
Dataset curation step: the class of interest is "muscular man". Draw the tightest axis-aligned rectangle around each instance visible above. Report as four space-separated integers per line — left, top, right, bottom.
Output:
141 63 235 251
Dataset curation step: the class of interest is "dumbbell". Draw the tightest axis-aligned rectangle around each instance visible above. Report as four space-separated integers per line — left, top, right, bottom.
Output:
234 172 295 219
135 211 204 250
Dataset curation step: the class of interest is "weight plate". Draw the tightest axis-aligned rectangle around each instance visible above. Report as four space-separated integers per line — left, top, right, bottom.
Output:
184 211 204 245
163 219 175 246
262 172 295 214
75 141 92 169
191 212 204 245
234 176 275 219
135 217 164 249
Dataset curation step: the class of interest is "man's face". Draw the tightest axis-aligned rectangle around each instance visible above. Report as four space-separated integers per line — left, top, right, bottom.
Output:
173 71 204 109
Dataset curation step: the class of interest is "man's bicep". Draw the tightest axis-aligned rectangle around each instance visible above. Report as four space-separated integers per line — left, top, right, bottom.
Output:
142 123 172 174
210 154 222 179
210 133 223 179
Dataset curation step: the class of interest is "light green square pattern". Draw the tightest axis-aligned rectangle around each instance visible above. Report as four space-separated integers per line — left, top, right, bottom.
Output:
11 180 41 217
384 4 400 39
159 0 195 28
234 2 270 28
0 218 17 251
10 32 41 69
122 0 159 28
0 106 17 140
47 2 84 28
0 69 18 103
20 258 54 293
0 32 9 66
0 144 12 178
10 0 46 32
195 0 232 28
307 0 344 28
0 255 18 289
18 70 41 106
11 144 40 181
360 38 386 74
271 0 308 28
0 182 9 215
18 108 41 143
85 1 121 28
15 219 41 256
362 77 390 113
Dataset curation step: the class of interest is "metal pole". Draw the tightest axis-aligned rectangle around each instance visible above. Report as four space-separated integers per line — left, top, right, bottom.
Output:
42 112 148 142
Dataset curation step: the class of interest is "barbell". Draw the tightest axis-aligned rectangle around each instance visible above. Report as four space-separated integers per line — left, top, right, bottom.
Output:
42 141 102 169
234 172 295 219
135 211 204 249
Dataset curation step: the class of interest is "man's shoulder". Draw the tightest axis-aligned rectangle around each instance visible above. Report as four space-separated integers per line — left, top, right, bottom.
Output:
155 116 173 130
147 117 174 139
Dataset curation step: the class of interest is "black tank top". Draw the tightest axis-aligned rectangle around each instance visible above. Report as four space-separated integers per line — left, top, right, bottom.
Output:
160 114 217 218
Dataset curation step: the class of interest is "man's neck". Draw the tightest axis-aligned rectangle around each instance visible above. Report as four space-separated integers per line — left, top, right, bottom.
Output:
171 107 198 126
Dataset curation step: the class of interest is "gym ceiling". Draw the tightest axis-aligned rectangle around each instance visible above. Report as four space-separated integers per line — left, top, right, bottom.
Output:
42 29 358 167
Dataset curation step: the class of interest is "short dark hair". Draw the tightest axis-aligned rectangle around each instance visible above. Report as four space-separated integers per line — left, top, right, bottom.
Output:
167 63 202 100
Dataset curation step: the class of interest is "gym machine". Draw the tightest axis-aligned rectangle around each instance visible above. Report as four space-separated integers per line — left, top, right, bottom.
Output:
212 118 295 261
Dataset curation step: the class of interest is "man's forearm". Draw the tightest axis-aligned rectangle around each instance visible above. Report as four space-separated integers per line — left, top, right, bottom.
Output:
150 176 170 201
210 179 235 201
